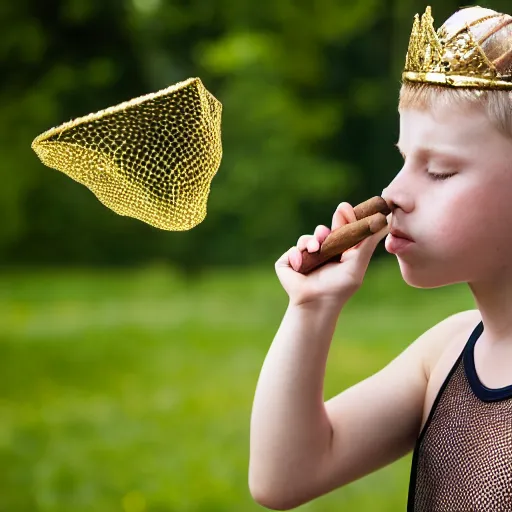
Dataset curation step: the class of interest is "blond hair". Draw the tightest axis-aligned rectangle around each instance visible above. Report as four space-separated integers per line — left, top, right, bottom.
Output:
399 6 512 137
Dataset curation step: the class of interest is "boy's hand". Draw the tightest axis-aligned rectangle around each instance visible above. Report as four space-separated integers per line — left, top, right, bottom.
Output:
275 202 390 308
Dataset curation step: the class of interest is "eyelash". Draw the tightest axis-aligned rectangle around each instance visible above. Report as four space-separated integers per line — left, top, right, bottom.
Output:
427 172 456 181
398 152 456 181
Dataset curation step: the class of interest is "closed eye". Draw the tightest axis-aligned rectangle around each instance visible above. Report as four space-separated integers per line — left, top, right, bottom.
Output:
396 144 457 181
427 171 456 181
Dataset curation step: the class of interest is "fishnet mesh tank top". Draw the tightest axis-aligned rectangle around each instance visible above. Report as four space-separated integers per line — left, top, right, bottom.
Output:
407 321 512 511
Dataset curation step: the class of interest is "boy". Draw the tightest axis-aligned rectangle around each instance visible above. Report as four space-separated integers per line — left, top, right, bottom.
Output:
249 6 512 511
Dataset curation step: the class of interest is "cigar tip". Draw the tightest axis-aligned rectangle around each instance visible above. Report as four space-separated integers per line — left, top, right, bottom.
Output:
379 196 392 216
368 212 388 233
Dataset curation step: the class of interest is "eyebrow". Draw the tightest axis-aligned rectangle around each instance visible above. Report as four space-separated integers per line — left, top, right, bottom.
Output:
394 142 469 165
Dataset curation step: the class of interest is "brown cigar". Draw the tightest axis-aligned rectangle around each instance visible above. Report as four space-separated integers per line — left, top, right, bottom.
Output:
297 196 391 275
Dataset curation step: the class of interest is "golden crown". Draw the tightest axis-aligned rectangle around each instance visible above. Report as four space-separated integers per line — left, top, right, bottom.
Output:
402 6 512 89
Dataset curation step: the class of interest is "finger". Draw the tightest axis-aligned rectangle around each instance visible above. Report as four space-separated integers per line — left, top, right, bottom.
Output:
275 246 299 271
297 234 314 252
288 246 302 271
297 224 329 252
305 224 330 253
306 238 320 253
314 224 330 244
332 202 357 231
275 247 292 268
339 202 357 224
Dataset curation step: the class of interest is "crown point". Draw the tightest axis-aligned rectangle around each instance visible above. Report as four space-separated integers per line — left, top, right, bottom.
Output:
423 5 434 23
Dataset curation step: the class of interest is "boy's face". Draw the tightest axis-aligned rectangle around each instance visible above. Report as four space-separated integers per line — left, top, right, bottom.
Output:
382 101 512 289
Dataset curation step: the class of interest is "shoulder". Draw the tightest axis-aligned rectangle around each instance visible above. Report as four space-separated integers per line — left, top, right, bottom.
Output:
420 309 481 380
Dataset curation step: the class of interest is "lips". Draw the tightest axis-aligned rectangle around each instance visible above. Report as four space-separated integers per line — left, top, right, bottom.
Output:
386 233 413 255
390 228 414 242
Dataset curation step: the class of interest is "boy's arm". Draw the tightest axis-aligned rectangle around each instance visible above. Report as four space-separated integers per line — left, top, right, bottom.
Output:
249 306 478 510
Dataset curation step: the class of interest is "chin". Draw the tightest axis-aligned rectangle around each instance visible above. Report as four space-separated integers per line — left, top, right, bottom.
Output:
396 260 467 289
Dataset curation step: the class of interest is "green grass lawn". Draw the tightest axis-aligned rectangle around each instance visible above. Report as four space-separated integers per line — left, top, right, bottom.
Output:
0 258 475 512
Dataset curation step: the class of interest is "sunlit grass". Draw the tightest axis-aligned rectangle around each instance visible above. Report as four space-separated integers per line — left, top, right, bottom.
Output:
0 258 475 511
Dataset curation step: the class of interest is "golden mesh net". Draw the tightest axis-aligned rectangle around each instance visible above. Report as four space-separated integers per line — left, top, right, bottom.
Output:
31 77 223 231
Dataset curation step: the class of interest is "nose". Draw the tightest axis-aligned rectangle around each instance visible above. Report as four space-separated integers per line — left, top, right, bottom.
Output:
381 187 396 211
381 172 414 215
381 187 394 224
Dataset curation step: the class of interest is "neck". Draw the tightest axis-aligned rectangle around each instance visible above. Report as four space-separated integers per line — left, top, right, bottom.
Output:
468 266 512 344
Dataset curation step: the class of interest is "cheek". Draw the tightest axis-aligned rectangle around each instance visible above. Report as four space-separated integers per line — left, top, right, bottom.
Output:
427 181 512 259
395 178 512 287
425 191 481 253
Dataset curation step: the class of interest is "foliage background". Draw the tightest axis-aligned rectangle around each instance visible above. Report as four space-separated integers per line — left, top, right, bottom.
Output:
0 0 499 510
4 0 508 269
